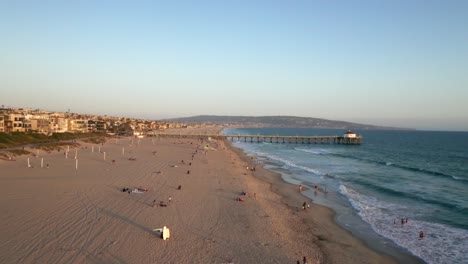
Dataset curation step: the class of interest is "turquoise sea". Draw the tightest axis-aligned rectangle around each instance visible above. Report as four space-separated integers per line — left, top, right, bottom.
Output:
223 128 468 264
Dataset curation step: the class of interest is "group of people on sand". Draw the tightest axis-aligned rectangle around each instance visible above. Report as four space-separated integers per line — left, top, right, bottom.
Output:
121 187 148 193
237 191 257 202
153 199 170 208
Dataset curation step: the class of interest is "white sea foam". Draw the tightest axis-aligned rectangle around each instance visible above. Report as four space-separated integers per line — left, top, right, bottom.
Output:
244 148 327 176
339 184 468 264
295 148 331 155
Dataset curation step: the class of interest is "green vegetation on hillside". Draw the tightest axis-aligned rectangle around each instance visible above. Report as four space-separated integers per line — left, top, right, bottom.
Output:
0 132 107 149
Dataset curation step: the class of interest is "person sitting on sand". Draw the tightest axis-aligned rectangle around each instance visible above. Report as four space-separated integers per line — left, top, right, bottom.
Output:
237 197 244 202
159 201 167 207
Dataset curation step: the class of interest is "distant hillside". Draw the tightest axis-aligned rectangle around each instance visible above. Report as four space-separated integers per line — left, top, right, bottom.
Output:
165 115 410 130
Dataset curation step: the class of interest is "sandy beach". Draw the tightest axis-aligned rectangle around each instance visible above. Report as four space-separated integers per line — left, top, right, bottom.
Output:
0 126 399 264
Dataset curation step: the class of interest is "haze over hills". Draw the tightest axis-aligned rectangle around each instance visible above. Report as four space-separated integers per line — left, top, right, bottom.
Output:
165 115 412 130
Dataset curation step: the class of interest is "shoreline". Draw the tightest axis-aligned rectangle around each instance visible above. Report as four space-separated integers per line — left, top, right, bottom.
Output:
227 140 425 264
221 126 425 264
225 139 403 264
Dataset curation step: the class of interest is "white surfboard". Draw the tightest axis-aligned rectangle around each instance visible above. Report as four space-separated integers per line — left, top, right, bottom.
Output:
153 226 170 240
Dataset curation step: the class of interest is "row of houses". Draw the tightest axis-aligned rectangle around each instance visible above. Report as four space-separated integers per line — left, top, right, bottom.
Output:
0 113 109 133
0 108 189 135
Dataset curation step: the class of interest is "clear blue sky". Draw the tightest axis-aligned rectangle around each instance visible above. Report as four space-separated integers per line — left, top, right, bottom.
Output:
1 0 467 131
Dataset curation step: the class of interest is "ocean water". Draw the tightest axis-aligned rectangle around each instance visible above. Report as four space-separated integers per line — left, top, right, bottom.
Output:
222 128 468 264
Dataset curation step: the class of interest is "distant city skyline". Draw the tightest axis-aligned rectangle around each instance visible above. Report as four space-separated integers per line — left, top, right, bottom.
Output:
1 1 467 131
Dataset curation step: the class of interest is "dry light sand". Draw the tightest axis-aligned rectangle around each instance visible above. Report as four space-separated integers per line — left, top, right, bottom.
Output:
0 127 398 264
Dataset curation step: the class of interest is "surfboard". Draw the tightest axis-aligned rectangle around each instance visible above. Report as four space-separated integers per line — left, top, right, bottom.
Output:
163 227 170 240
153 226 170 240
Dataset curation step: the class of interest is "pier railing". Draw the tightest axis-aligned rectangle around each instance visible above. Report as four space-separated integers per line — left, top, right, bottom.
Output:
151 133 362 145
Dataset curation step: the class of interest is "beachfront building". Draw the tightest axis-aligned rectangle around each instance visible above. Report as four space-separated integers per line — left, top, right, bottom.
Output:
50 117 69 133
0 116 4 132
343 130 357 138
136 122 145 130
22 119 32 132
96 121 107 131
68 119 88 133
88 120 96 132
4 114 25 132
30 119 50 133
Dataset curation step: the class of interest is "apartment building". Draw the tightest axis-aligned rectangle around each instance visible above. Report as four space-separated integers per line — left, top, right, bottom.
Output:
4 114 25 132
68 119 88 133
23 119 32 132
31 119 50 133
96 121 107 131
50 117 68 133
0 116 4 132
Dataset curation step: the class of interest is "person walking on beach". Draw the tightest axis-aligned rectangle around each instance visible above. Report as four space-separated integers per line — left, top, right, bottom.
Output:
302 202 307 210
299 184 303 192
168 196 172 204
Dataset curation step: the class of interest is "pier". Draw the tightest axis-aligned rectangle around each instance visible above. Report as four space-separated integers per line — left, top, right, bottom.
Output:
151 133 362 145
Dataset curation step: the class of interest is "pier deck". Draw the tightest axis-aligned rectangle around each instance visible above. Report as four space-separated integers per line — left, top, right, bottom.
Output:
151 133 362 145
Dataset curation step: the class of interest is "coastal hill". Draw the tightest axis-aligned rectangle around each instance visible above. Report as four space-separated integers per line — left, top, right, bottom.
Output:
165 115 410 130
